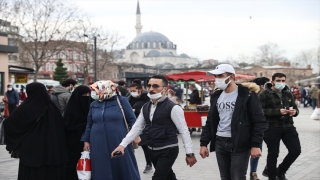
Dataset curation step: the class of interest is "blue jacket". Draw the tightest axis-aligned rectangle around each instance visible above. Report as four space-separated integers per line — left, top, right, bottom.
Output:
6 90 19 105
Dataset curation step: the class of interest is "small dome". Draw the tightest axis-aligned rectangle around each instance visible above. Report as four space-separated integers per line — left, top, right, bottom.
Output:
146 50 160 57
132 32 171 42
180 53 189 58
159 51 174 57
175 64 186 69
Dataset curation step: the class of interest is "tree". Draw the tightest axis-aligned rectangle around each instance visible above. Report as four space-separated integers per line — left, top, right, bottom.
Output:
255 42 286 66
7 0 79 80
71 16 122 84
53 59 69 83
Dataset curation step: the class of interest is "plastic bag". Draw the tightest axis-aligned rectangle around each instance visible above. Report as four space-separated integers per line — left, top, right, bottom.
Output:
310 108 320 120
77 151 91 180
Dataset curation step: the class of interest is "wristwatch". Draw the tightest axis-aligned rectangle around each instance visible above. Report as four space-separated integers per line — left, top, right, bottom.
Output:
186 153 195 157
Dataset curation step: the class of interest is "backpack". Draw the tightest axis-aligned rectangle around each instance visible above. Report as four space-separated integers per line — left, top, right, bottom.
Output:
51 93 63 114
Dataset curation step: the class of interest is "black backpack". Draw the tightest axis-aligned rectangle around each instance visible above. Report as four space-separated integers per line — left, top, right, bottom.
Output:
51 93 63 114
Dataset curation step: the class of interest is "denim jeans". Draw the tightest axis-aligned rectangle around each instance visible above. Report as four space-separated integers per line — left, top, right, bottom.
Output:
250 143 262 172
150 146 179 180
215 136 250 180
264 127 301 178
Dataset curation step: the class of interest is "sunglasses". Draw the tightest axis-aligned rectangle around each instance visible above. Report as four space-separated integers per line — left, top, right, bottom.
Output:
147 84 163 89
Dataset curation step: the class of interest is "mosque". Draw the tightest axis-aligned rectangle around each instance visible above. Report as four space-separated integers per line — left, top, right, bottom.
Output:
117 1 199 69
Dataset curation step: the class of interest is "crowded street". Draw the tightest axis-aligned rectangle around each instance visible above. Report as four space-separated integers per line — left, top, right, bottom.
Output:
0 104 319 180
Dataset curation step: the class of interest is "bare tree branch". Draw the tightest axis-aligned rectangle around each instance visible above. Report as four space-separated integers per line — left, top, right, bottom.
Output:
255 42 286 66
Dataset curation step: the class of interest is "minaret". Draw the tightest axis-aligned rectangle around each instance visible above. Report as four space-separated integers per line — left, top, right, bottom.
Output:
135 1 143 36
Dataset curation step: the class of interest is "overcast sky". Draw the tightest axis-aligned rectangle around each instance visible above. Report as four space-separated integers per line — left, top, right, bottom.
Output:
72 0 320 63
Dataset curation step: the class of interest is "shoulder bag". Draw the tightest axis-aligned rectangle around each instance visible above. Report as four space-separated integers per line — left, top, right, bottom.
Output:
116 96 140 149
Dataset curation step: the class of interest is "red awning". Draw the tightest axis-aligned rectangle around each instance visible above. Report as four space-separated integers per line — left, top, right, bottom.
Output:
166 71 255 82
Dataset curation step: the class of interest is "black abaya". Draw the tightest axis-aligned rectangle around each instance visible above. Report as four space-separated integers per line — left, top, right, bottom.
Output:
63 85 91 180
4 82 68 180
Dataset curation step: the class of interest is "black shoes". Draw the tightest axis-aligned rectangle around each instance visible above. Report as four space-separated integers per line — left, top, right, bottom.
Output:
262 166 269 177
276 168 287 180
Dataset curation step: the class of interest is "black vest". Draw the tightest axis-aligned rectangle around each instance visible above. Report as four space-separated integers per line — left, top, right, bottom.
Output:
143 97 178 148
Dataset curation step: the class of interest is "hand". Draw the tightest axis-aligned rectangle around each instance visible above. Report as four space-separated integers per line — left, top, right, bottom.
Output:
250 147 262 158
84 142 90 151
289 109 296 116
199 146 209 158
16 104 19 107
186 156 197 167
280 109 289 115
133 136 141 145
132 109 135 112
111 145 125 157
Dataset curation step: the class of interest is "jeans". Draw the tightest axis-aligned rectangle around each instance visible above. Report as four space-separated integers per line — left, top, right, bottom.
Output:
215 136 250 180
264 127 301 178
311 98 317 110
150 146 179 180
142 145 152 166
250 143 262 172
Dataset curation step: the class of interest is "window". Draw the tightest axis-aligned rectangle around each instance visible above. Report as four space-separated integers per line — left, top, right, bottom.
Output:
260 72 263 77
46 63 50 71
39 65 43 71
153 42 156 48
0 72 4 95
159 42 161 48
147 42 150 48
51 64 56 71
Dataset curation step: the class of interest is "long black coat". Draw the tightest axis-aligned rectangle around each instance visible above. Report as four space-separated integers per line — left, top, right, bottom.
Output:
200 83 268 153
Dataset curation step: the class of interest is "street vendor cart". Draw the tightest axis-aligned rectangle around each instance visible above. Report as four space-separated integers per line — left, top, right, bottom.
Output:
166 71 255 134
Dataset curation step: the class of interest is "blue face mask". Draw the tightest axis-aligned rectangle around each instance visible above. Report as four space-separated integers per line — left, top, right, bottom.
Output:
274 83 286 90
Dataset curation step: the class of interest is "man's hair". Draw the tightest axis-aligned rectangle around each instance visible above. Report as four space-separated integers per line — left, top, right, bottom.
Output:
7 84 12 88
61 79 77 87
118 80 126 86
253 77 270 86
130 79 142 89
150 75 168 86
189 84 196 88
47 85 54 89
272 73 286 81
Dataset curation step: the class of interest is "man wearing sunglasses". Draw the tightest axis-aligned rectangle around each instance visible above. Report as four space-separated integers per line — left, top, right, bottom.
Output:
112 75 197 180
199 64 268 180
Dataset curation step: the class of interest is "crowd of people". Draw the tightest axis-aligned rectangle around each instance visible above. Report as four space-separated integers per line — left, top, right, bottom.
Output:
1 64 320 180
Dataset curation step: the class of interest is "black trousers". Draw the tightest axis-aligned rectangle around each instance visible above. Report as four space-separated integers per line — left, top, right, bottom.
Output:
142 145 152 166
8 104 17 115
264 127 301 178
150 146 179 180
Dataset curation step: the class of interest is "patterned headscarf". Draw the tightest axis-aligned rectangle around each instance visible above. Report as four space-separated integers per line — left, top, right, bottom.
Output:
90 80 118 101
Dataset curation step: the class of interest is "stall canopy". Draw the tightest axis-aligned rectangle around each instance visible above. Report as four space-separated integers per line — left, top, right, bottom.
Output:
166 71 255 82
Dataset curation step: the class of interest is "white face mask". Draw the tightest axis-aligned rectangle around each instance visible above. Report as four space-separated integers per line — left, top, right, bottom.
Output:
91 91 99 100
274 83 286 90
8 88 12 91
215 75 231 90
130 91 139 98
148 88 165 100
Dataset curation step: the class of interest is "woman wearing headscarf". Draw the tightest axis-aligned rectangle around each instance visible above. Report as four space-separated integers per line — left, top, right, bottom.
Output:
81 80 140 180
64 85 91 180
4 82 68 180
128 79 152 173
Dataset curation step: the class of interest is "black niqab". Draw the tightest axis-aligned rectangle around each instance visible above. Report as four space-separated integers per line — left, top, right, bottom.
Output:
64 85 91 130
4 82 68 167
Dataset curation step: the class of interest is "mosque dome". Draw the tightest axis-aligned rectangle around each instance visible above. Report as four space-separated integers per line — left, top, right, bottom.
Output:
146 50 160 57
132 32 171 42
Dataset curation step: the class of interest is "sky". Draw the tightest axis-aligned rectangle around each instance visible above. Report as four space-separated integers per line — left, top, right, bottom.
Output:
71 0 320 63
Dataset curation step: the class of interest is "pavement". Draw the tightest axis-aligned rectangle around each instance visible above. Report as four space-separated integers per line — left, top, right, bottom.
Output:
0 106 319 180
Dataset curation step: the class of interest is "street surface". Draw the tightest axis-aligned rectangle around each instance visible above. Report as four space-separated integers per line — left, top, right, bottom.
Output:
0 106 319 180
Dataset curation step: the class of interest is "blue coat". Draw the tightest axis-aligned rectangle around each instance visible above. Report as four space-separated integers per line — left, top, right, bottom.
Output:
5 90 19 105
81 96 140 180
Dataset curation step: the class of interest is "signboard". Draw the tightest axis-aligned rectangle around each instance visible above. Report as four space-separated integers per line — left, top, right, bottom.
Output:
15 74 28 84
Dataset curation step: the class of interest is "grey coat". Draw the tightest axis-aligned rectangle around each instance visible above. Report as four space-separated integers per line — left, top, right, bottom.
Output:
52 85 71 114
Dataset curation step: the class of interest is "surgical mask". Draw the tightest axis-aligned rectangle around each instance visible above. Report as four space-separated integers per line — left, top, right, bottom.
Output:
130 91 139 98
8 88 12 91
91 91 99 100
148 89 165 100
215 76 231 90
274 83 286 90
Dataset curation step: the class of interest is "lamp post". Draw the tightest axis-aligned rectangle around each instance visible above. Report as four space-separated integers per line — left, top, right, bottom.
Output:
84 34 97 82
